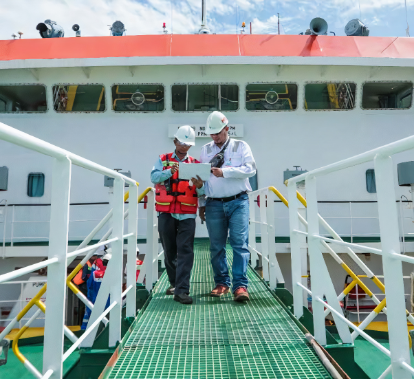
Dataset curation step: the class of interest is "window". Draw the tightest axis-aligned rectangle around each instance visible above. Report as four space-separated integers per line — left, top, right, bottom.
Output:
366 169 376 193
53 85 105 112
362 82 413 109
0 167 8 191
172 84 238 112
27 173 45 197
305 83 356 110
112 84 164 112
246 83 297 111
0 85 47 113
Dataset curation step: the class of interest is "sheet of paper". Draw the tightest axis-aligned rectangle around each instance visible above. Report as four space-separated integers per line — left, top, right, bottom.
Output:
178 163 211 181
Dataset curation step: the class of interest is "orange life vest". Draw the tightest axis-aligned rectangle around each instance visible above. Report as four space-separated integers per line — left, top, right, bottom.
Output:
155 153 199 214
73 261 92 285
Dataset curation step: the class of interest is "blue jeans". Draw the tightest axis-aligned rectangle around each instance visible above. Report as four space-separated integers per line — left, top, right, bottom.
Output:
205 193 250 292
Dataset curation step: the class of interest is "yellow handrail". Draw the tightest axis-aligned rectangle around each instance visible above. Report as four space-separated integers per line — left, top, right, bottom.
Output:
123 182 140 202
12 285 47 364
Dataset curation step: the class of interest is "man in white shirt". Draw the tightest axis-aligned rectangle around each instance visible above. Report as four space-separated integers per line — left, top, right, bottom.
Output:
195 111 256 302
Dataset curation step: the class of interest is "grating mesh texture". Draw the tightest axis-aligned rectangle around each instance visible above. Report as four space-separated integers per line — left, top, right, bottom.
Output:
108 242 332 379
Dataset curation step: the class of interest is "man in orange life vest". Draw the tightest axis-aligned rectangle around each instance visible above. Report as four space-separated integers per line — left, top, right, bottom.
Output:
151 125 204 305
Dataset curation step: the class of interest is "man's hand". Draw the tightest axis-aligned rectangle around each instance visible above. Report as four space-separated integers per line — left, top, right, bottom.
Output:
211 168 224 177
199 206 206 222
191 175 203 189
170 163 179 174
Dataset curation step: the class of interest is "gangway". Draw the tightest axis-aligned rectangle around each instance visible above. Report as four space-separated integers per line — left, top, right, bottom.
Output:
2 120 414 378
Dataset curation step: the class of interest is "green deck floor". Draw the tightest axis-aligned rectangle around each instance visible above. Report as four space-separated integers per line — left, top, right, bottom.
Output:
107 242 332 379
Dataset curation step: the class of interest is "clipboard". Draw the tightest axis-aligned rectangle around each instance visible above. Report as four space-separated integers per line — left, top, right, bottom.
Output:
178 163 211 181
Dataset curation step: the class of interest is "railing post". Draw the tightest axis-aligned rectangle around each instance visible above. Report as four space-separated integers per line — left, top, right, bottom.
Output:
305 175 326 345
306 176 352 345
259 189 269 281
126 183 138 318
145 190 156 291
266 190 283 289
288 181 304 319
375 154 411 378
248 193 257 268
43 157 71 379
108 177 124 347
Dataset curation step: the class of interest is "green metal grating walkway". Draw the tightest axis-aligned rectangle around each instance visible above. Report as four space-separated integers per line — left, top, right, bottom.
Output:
107 242 332 379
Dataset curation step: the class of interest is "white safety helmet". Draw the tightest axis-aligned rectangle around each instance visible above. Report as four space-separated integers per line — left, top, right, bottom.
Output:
102 253 112 261
174 125 195 146
205 111 228 135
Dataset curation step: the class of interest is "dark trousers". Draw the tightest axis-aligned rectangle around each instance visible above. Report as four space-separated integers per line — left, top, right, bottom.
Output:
158 213 195 295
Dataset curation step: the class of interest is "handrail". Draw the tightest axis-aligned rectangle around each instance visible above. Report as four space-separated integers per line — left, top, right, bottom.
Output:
288 133 414 183
0 121 143 378
124 186 152 203
267 184 411 336
0 122 136 186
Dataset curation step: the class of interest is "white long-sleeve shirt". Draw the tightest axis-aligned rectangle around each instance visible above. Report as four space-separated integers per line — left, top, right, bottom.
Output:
199 138 256 206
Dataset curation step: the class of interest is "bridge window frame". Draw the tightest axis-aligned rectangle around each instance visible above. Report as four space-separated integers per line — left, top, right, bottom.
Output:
111 83 165 113
52 83 106 113
0 84 48 113
361 80 413 110
245 82 298 112
171 83 239 112
304 81 357 111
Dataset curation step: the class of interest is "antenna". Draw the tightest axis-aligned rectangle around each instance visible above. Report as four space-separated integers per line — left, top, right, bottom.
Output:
250 21 252 34
278 13 280 35
199 0 211 34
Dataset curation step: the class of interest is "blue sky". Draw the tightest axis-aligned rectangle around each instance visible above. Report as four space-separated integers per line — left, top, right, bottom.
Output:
1 0 413 39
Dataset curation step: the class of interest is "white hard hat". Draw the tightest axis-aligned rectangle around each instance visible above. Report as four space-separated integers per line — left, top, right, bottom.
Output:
102 253 112 261
174 125 195 146
205 111 228 135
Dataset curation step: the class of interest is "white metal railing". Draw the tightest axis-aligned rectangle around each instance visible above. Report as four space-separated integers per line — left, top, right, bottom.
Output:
248 188 285 289
288 134 414 379
0 121 159 379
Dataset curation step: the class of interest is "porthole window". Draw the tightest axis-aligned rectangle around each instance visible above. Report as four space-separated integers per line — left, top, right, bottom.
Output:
53 85 105 112
366 169 376 194
362 82 413 110
0 85 47 113
172 84 238 112
112 84 164 112
246 83 297 111
27 173 45 197
305 83 356 110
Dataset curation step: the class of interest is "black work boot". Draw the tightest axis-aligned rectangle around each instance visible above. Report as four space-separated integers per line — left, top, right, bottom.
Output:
174 293 193 304
166 286 175 295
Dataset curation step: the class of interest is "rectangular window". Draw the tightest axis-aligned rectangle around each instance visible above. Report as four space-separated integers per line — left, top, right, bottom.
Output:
366 169 376 193
53 85 105 112
0 85 47 113
172 84 238 112
246 83 297 111
362 82 413 109
27 173 45 197
305 83 356 110
112 84 164 112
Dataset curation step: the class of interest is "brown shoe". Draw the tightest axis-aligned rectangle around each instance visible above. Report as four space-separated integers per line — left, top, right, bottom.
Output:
210 284 230 297
234 287 249 302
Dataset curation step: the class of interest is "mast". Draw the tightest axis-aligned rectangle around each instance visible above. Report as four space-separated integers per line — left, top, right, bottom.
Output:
199 0 210 34
278 13 280 35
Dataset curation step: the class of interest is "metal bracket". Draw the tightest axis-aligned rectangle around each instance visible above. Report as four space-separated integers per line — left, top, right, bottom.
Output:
81 67 92 79
27 68 39 81
129 66 136 77
369 67 382 78
275 65 283 76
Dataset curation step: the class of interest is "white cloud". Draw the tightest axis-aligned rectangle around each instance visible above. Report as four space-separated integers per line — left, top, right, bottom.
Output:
0 0 411 39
